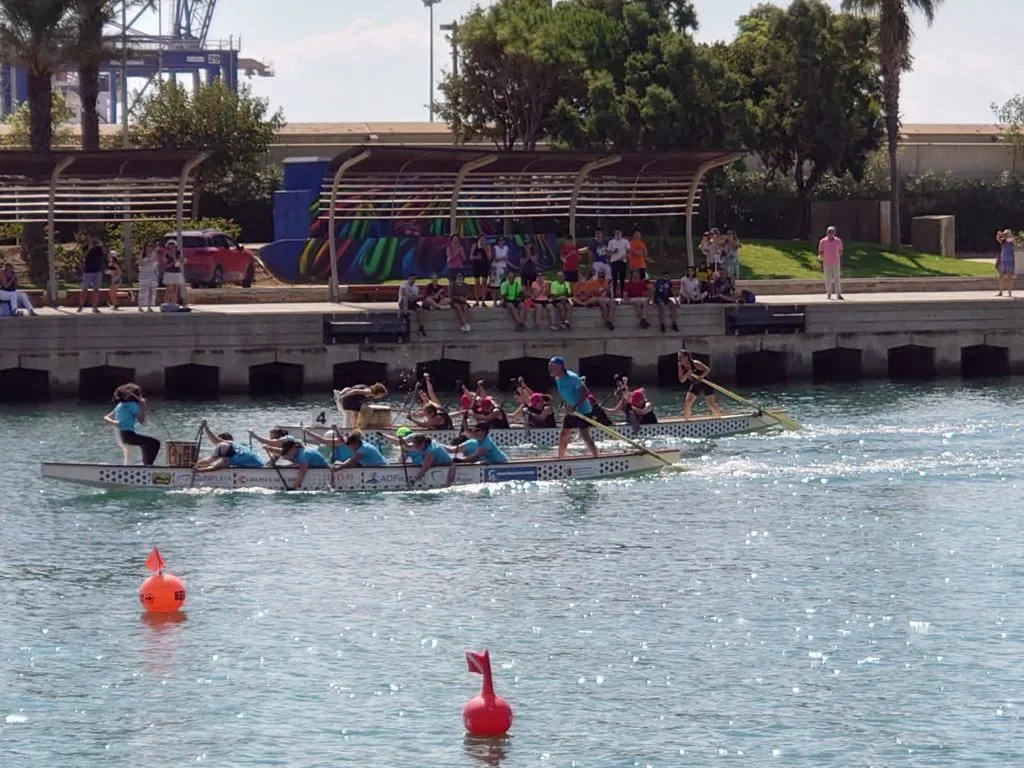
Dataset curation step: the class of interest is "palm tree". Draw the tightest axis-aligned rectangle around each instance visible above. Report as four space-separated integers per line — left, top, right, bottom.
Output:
0 0 77 151
842 0 943 250
74 0 118 151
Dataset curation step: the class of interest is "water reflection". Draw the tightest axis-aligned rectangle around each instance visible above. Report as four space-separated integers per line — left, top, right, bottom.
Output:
463 734 510 767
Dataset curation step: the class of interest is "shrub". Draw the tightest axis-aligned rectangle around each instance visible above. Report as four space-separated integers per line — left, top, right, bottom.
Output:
105 217 243 267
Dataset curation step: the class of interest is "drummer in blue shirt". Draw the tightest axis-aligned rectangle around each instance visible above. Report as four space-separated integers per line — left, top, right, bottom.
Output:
454 424 508 463
406 434 453 482
331 430 387 470
278 436 329 489
549 356 599 458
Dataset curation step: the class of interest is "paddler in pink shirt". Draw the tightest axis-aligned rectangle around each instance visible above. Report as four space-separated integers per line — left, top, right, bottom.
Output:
818 225 844 300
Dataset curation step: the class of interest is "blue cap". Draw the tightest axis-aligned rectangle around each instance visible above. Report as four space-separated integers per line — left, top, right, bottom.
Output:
549 356 566 367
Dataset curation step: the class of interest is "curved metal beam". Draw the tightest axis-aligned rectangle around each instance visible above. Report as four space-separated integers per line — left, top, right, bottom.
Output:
47 156 76 304
569 155 620 240
684 153 745 267
449 154 497 235
328 150 371 302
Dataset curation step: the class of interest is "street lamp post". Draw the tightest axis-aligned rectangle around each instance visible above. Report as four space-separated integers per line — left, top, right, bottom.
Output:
440 20 458 79
423 0 442 122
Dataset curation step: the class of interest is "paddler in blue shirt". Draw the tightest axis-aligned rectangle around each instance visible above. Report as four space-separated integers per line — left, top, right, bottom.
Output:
548 356 599 458
194 429 265 471
331 430 387 470
406 434 454 482
278 436 329 490
452 423 508 463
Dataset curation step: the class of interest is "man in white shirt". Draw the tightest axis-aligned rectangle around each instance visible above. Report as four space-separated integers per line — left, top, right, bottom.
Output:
398 274 427 336
607 228 630 299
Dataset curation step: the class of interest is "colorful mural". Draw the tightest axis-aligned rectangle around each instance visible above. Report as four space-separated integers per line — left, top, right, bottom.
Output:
261 176 559 284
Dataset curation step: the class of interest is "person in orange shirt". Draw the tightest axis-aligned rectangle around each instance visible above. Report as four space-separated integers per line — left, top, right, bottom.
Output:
628 228 650 279
571 266 616 330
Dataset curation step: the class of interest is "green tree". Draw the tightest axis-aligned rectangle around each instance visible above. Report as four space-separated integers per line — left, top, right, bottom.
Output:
842 0 943 249
992 94 1024 170
2 89 75 147
130 79 285 215
730 0 883 235
0 0 77 151
72 0 119 151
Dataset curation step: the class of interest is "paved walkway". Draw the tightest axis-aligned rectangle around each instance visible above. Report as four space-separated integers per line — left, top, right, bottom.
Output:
17 290 1018 317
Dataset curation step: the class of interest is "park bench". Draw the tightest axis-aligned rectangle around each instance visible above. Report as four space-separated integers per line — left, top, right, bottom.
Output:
725 304 806 335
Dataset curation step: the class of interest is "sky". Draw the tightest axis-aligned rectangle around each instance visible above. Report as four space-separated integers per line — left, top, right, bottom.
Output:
180 0 1020 124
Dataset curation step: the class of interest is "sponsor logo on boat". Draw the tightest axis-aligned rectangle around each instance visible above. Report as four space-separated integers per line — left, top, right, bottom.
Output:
566 464 599 478
484 466 539 482
152 472 172 486
363 470 406 486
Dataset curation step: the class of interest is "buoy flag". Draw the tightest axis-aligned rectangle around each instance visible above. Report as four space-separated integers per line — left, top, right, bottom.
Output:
146 547 166 573
466 650 489 675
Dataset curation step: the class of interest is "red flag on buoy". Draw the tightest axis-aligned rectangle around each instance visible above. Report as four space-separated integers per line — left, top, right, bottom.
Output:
467 650 489 675
145 547 165 573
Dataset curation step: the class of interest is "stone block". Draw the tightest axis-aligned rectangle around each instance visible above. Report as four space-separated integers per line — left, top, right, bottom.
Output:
911 215 955 257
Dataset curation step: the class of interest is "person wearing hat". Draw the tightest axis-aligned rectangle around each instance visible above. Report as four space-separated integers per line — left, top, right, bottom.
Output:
996 229 1016 297
548 356 598 458
277 436 329 489
194 429 265 471
474 395 511 429
609 384 657 429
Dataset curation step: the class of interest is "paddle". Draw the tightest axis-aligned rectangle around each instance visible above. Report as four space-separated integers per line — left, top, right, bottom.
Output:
188 421 205 489
693 375 802 431
571 410 684 472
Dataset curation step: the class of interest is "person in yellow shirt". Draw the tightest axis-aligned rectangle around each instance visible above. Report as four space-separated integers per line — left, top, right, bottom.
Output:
628 228 650 278
571 265 616 330
549 270 574 329
498 267 526 330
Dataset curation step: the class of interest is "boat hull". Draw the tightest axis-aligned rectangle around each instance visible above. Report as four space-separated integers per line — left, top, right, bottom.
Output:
40 450 680 492
281 410 788 449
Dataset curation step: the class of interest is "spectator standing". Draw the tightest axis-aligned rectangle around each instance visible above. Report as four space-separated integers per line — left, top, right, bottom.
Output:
589 228 611 281
560 236 581 283
818 225 844 300
623 269 650 328
449 273 472 331
445 235 466 277
469 234 491 307
0 262 37 315
996 230 1016 297
78 235 106 313
706 228 723 271
162 241 187 306
628 229 650 279
398 274 427 336
489 236 510 300
724 230 741 279
520 243 539 288
607 228 630 299
137 240 160 312
105 249 124 311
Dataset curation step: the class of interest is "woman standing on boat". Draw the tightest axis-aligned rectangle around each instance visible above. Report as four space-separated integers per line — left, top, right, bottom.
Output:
104 383 161 465
677 349 722 420
337 382 388 429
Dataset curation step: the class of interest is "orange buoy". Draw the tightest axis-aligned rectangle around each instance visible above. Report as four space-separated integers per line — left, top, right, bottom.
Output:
463 649 513 737
138 547 186 613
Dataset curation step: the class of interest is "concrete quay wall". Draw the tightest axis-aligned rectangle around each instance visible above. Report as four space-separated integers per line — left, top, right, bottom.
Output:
0 296 1021 401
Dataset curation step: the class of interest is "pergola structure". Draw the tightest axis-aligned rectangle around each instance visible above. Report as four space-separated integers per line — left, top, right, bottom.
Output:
320 146 744 301
0 150 208 302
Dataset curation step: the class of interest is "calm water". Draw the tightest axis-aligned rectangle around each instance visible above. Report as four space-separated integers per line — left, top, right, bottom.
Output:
1 381 1023 767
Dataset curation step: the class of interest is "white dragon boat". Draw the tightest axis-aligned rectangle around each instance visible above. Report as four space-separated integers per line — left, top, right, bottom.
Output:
40 449 680 492
280 409 791 449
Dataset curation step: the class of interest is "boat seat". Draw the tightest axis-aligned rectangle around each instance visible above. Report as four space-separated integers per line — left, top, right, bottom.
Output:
725 305 806 335
323 312 410 344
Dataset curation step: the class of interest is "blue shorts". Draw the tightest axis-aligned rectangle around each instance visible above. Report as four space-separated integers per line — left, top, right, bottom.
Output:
81 272 102 290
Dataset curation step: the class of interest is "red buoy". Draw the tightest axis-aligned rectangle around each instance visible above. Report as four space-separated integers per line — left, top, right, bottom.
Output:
463 649 513 737
138 547 186 613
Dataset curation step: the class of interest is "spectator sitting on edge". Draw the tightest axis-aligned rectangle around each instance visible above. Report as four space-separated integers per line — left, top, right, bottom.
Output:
398 274 427 336
0 262 37 316
499 267 526 331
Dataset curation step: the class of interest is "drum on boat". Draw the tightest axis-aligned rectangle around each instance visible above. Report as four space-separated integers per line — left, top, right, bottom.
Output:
166 440 199 468
357 405 393 430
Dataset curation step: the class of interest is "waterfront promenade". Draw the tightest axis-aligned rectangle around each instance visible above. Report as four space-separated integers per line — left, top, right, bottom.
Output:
0 290 1020 400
